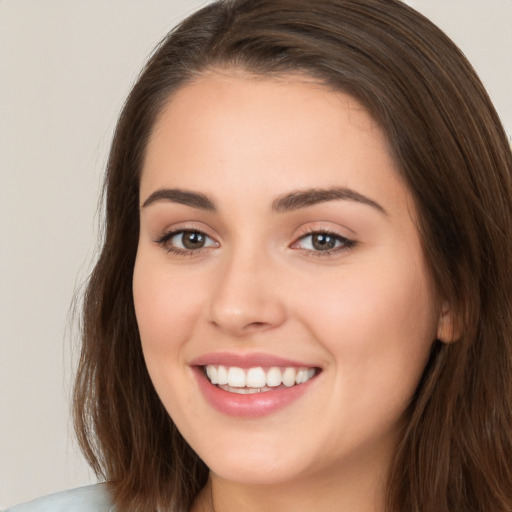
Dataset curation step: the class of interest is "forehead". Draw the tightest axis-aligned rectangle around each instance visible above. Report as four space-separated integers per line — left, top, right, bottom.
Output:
140 71 409 216
148 70 382 150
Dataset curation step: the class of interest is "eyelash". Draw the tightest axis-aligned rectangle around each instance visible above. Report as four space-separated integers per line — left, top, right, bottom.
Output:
292 229 357 257
154 228 357 257
155 229 217 257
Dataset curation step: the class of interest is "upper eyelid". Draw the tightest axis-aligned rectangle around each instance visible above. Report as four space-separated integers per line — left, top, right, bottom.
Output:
293 225 354 241
153 224 356 249
156 228 216 243
297 227 346 236
292 217 356 234
292 231 353 246
154 222 217 239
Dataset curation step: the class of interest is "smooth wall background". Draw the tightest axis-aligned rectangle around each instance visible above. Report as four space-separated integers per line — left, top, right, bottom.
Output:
1 0 511 508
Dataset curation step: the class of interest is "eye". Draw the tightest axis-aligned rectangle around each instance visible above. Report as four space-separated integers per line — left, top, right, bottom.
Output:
293 231 355 253
156 229 217 254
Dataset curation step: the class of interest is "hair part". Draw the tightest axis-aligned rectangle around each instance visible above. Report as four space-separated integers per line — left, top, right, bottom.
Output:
74 1 512 510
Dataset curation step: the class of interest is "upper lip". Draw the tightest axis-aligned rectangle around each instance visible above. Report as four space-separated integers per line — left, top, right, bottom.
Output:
190 352 319 369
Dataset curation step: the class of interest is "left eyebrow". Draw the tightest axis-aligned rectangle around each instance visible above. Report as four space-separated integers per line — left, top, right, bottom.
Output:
271 187 387 215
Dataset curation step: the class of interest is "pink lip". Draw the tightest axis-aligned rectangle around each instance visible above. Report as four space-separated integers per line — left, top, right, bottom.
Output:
190 351 314 368
190 352 320 418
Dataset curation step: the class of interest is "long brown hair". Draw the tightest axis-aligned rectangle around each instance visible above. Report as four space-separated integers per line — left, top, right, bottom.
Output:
74 1 512 510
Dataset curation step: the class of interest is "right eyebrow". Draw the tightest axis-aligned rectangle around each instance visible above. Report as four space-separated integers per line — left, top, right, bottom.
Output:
141 188 216 211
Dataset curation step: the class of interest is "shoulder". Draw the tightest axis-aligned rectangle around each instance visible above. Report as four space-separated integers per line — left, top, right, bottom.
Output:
5 484 114 512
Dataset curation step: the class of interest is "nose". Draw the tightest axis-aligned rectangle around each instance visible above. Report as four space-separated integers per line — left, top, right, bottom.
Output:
208 249 287 337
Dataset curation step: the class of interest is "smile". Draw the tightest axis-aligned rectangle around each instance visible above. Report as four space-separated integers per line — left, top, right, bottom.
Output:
204 365 317 394
191 354 321 417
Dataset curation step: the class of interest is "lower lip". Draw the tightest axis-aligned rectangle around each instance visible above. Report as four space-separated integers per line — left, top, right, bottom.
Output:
192 367 318 418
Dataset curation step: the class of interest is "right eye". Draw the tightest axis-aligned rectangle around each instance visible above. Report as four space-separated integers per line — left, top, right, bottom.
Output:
156 230 218 254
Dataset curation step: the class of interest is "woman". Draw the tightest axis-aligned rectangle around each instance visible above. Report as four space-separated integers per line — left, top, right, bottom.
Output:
9 0 512 511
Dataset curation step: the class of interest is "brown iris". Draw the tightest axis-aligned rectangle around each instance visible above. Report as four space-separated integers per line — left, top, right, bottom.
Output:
181 231 206 249
311 233 338 251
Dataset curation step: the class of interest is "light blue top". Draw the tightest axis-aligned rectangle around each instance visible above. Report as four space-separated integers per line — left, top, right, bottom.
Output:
5 484 114 512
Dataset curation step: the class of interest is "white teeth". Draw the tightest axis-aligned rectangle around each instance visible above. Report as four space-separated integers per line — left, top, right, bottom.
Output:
218 384 266 394
246 367 266 387
282 367 296 387
206 365 218 384
266 367 282 387
217 365 228 385
296 368 315 384
227 367 246 387
295 368 308 384
204 364 317 390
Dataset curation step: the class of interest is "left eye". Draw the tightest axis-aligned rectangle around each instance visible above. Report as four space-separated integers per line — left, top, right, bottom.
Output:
294 232 352 252
165 230 217 251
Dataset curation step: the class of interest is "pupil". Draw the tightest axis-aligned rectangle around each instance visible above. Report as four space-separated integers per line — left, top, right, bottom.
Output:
312 233 336 251
183 232 205 249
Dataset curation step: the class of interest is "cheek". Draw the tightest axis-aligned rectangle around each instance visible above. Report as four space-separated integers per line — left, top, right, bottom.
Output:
306 246 436 338
132 255 203 362
292 253 438 402
315 274 436 349
132 254 207 426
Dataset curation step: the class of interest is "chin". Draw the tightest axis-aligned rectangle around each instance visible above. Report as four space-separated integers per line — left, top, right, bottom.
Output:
208 458 305 486
192 432 319 486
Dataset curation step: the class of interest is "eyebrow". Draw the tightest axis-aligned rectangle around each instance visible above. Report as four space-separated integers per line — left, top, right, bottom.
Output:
142 188 215 210
141 186 386 215
272 187 387 215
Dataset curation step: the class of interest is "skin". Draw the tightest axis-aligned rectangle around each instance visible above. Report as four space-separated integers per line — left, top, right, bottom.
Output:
133 71 454 512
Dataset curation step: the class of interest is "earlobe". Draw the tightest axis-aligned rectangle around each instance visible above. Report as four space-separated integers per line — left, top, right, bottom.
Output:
436 302 459 344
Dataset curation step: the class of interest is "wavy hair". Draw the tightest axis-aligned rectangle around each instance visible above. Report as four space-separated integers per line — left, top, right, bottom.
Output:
74 1 512 510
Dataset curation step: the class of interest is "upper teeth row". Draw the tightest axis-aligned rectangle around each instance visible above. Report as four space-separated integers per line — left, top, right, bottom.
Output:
205 365 316 388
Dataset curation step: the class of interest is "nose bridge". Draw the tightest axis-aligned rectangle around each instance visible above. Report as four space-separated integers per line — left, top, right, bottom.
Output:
208 241 286 335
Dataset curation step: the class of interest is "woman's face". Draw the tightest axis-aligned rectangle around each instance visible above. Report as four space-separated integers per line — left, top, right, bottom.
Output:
133 72 448 486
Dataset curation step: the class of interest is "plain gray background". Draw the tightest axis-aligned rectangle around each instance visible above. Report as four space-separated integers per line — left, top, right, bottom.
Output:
1 0 511 508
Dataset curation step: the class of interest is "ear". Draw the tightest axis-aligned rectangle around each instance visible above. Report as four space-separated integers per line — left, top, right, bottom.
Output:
436 301 459 343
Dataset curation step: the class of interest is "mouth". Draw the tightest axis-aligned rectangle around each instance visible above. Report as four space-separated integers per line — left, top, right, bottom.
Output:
191 352 322 417
203 365 319 394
